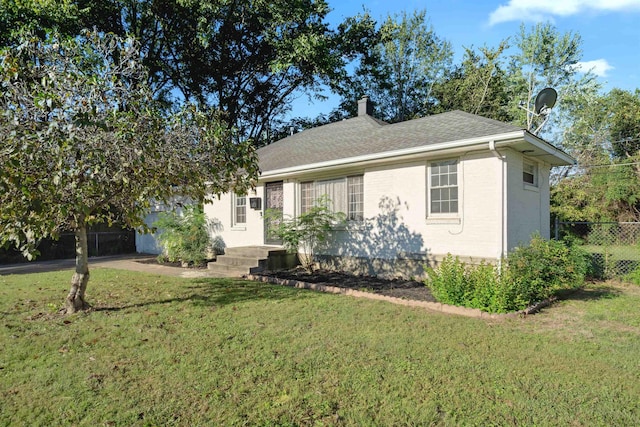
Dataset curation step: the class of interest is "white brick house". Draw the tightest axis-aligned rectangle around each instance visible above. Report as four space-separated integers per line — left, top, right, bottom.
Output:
203 97 574 277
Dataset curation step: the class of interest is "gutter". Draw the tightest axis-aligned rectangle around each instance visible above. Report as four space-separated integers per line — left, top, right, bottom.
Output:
489 140 507 259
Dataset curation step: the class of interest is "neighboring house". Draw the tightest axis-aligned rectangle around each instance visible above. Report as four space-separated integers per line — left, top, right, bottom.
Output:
136 209 163 254
203 97 574 278
136 199 189 255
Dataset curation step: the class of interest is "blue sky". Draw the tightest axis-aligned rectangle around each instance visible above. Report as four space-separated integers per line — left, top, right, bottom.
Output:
289 0 640 118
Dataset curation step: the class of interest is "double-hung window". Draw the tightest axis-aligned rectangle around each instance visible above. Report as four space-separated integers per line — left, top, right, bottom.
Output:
300 175 364 221
429 159 458 215
233 194 247 226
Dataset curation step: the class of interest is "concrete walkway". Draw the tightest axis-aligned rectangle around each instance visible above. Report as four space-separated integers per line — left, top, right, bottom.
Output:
0 254 229 278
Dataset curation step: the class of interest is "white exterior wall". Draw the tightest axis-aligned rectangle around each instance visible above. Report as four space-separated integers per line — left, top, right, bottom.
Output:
423 152 503 259
320 152 504 261
136 211 162 254
203 180 300 252
281 180 297 218
203 186 266 251
202 149 554 267
322 161 428 260
505 150 551 250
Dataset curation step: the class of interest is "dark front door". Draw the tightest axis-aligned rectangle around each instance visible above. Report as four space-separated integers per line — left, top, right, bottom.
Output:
265 181 283 244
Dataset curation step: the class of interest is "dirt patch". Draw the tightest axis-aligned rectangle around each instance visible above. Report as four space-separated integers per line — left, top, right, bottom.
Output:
259 269 437 303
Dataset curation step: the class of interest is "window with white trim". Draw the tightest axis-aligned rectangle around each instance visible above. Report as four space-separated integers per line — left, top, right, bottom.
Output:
429 159 458 215
523 160 538 186
300 181 314 214
347 175 364 221
300 175 364 221
233 194 247 225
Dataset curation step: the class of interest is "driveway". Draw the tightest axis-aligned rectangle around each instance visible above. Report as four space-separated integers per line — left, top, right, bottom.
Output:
0 254 226 278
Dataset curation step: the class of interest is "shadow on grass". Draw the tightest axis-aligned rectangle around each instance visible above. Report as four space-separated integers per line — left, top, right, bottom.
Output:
557 283 622 303
186 277 313 307
94 277 313 312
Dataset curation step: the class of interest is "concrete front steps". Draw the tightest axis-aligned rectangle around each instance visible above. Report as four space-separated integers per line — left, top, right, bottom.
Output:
207 246 298 277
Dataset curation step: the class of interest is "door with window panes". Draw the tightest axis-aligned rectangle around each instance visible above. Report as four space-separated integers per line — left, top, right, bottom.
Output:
264 181 283 244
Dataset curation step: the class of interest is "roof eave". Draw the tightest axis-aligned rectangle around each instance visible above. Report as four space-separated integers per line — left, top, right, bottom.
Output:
259 130 574 180
519 131 576 166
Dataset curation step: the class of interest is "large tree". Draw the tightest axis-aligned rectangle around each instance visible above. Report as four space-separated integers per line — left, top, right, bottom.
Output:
432 41 511 121
0 1 376 143
101 0 374 144
335 9 452 122
0 30 258 313
431 23 594 134
552 88 640 222
506 22 595 135
0 0 79 44
607 89 640 159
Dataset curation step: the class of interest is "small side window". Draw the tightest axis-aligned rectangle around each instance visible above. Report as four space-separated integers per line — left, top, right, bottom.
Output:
523 160 537 186
234 194 247 225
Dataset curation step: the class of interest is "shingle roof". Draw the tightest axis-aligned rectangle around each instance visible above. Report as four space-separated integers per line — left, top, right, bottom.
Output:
257 110 524 172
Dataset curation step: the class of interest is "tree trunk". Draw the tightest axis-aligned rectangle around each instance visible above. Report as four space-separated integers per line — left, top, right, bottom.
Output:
64 224 91 314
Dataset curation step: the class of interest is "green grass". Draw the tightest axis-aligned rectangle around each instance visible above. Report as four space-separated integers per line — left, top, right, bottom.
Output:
1 269 640 426
582 244 640 261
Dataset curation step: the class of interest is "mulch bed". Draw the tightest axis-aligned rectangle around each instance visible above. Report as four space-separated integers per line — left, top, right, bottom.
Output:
134 258 437 303
259 269 437 303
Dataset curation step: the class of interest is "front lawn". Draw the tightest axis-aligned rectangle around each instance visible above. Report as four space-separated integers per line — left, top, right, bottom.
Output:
1 269 639 426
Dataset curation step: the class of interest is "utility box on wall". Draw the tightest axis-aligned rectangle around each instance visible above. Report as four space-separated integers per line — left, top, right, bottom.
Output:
249 197 262 210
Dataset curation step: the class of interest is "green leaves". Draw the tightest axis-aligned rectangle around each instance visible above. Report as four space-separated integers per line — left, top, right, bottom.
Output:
338 9 452 123
266 195 346 271
432 40 511 121
425 236 590 313
0 30 258 261
507 22 592 132
553 88 640 222
153 205 213 266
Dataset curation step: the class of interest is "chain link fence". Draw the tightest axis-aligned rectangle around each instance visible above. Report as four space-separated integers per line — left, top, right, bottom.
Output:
555 220 640 278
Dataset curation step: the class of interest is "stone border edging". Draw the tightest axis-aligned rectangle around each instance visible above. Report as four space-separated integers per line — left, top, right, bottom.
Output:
246 274 553 319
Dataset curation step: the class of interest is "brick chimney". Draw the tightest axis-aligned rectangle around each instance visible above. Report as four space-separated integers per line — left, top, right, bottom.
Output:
357 96 373 117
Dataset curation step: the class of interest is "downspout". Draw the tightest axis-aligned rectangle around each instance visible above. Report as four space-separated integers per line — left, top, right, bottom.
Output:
489 140 507 260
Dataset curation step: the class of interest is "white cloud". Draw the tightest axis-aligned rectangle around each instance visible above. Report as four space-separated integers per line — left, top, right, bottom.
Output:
573 59 614 77
489 0 640 25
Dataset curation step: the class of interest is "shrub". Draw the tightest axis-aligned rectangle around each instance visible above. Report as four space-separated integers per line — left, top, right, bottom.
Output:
153 205 213 266
623 265 640 285
466 261 501 311
425 255 469 306
425 235 590 313
426 257 514 313
265 195 346 271
507 234 590 300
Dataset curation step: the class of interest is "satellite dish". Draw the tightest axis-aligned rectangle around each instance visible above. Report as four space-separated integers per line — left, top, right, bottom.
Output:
517 87 559 135
534 88 557 115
